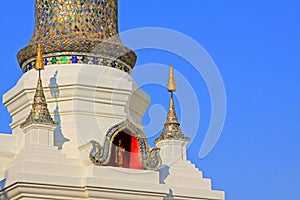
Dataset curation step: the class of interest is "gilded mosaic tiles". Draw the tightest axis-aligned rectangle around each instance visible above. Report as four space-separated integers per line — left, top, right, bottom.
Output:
18 0 136 73
23 52 132 73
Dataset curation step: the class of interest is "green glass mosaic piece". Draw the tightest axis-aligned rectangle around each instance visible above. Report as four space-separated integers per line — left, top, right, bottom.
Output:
60 56 69 64
51 57 58 64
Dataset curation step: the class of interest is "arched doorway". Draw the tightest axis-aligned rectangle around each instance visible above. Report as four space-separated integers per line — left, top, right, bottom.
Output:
107 128 144 169
90 120 162 170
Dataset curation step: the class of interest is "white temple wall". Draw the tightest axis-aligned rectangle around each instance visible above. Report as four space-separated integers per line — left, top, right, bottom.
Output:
3 64 150 160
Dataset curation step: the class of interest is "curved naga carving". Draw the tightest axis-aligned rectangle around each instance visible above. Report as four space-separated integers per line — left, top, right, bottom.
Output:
89 140 104 166
90 120 162 170
142 147 161 170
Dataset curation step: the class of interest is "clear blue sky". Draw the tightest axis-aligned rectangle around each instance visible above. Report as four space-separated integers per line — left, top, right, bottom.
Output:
1 1 300 200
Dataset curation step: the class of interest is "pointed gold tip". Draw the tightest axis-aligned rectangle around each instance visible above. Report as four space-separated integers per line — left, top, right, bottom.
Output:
35 43 45 71
168 65 176 92
154 65 188 144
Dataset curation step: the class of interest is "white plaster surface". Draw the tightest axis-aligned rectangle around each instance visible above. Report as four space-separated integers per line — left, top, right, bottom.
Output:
3 64 150 159
0 64 224 200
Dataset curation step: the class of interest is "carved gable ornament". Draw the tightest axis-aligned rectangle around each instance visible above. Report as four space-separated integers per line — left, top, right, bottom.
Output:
89 119 162 170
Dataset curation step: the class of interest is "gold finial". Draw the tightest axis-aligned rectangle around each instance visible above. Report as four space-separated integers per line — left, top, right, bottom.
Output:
35 43 45 71
154 65 190 144
20 43 57 129
168 65 176 92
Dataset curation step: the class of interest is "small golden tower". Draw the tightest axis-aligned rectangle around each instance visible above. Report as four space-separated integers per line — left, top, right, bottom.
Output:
155 66 190 144
20 43 56 129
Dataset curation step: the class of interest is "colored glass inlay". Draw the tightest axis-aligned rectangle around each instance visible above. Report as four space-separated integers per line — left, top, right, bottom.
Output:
60 56 69 64
17 0 137 74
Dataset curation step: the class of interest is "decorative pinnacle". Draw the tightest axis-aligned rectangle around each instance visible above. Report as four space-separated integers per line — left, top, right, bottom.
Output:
35 43 44 71
20 44 57 129
154 66 189 144
168 65 176 92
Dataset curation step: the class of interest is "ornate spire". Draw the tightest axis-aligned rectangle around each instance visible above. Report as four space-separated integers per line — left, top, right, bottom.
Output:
17 0 136 74
20 43 57 129
155 66 190 144
168 65 176 92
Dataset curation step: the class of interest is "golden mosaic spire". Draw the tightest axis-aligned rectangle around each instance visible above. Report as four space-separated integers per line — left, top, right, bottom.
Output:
20 44 56 129
17 0 136 74
155 66 189 144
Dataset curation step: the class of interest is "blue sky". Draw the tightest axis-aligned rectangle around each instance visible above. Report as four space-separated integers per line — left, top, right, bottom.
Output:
1 1 300 199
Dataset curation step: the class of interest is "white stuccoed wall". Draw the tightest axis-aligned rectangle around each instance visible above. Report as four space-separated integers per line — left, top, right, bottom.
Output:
2 64 150 160
0 64 225 200
156 140 189 166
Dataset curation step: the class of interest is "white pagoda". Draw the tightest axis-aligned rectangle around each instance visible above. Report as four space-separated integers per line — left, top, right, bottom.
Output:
0 0 225 199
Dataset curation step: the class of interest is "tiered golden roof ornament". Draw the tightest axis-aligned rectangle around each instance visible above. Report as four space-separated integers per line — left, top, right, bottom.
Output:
155 66 190 144
17 0 136 74
20 43 57 129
